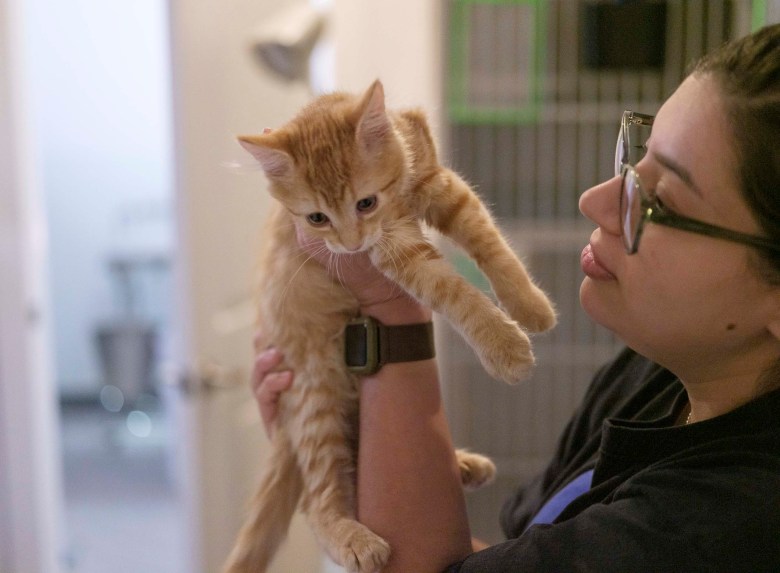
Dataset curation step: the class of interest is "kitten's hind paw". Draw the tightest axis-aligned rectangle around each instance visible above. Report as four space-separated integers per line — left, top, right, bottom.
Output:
333 522 391 573
456 449 496 491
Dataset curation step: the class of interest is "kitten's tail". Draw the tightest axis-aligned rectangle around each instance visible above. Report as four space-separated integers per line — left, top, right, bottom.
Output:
221 431 302 573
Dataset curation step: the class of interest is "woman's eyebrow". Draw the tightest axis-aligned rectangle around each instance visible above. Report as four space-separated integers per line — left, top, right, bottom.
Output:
651 150 703 197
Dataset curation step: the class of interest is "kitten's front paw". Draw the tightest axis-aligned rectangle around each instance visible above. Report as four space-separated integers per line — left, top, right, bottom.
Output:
456 449 496 491
503 286 557 333
336 523 391 573
476 319 534 384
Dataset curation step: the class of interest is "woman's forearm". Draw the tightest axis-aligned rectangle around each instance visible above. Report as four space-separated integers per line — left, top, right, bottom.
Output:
357 299 472 572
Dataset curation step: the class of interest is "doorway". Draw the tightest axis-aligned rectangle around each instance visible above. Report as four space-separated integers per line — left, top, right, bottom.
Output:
23 1 184 571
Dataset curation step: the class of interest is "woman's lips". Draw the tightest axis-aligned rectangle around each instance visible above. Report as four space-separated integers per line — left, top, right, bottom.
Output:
581 243 616 280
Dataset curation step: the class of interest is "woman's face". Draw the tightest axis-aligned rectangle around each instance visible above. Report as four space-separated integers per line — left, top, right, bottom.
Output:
579 74 780 382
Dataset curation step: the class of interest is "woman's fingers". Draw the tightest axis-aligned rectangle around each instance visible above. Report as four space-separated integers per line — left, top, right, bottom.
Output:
253 330 267 353
252 348 293 437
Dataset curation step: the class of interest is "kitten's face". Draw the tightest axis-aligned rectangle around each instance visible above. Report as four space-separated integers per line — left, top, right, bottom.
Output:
239 80 410 254
280 157 407 254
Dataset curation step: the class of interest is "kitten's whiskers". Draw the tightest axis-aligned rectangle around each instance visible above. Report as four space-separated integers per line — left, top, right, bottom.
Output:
327 252 348 291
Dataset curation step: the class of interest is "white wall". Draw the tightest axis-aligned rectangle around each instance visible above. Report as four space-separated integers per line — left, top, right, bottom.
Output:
167 1 445 570
333 0 444 138
166 0 326 570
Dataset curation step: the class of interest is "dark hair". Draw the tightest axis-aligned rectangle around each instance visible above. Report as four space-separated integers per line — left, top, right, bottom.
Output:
691 23 780 284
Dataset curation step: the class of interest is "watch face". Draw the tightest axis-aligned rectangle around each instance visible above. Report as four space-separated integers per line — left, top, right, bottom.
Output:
345 322 369 368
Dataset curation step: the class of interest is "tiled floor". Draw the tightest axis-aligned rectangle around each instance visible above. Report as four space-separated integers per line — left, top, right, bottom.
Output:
60 403 186 573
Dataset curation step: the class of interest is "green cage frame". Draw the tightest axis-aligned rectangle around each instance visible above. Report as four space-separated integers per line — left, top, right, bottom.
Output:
448 0 547 124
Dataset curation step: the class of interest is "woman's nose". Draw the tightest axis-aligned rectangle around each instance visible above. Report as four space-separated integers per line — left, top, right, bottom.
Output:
579 175 623 236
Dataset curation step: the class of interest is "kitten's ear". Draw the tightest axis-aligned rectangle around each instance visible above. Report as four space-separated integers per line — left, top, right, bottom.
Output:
237 134 293 179
356 79 392 154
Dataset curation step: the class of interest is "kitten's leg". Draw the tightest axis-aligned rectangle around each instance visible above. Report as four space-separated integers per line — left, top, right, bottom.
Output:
371 234 534 383
293 367 391 573
222 430 303 573
424 169 557 333
455 449 496 491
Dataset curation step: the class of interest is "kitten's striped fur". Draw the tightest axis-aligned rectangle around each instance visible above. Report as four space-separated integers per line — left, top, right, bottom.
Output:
222 80 555 573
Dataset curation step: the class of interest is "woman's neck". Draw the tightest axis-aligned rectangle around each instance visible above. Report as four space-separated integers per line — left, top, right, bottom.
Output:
679 350 779 423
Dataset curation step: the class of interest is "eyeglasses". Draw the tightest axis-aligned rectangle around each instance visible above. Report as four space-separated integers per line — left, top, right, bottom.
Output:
616 110 780 255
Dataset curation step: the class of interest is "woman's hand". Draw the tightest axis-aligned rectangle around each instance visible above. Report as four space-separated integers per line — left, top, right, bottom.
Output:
252 347 293 438
296 225 432 324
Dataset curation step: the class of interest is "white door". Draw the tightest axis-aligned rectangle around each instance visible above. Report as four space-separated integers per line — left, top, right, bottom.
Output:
168 1 443 571
166 1 325 571
0 0 65 571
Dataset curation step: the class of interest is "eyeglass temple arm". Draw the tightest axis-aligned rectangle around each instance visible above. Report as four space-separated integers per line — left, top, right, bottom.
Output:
651 210 780 253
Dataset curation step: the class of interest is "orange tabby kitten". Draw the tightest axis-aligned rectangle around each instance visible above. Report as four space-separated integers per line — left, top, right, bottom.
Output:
222 80 556 573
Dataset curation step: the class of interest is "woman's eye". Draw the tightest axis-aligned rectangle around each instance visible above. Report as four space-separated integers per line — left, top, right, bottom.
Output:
356 196 377 213
306 212 329 226
652 193 679 217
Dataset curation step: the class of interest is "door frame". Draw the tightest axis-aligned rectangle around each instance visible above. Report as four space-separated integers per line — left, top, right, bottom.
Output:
0 0 66 570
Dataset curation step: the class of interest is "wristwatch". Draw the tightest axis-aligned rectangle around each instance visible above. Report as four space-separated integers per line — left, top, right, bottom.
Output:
344 316 435 376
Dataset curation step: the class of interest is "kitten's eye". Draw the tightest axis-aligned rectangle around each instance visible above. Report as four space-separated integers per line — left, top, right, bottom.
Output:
306 212 329 226
356 196 377 213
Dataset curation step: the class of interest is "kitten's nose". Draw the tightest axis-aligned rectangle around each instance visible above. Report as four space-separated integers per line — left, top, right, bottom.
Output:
339 234 364 252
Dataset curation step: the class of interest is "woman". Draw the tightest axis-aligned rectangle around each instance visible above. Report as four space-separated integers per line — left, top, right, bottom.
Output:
254 24 780 572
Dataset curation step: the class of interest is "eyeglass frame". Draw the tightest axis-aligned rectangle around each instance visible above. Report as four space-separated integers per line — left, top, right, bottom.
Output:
616 110 780 255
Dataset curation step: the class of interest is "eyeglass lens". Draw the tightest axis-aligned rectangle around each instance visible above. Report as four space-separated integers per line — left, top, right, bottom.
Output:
620 169 643 252
615 129 626 176
615 113 653 176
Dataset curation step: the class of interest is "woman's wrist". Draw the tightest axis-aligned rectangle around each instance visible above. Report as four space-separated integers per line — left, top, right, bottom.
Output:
360 294 432 326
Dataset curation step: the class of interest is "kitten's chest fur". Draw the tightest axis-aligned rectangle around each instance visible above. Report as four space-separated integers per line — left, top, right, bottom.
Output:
256 205 360 363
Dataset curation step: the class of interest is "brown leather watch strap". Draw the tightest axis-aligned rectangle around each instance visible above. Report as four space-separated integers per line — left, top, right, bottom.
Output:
377 320 435 366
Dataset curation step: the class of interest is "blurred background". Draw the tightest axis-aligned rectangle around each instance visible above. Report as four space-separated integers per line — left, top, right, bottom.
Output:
1 1 779 572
